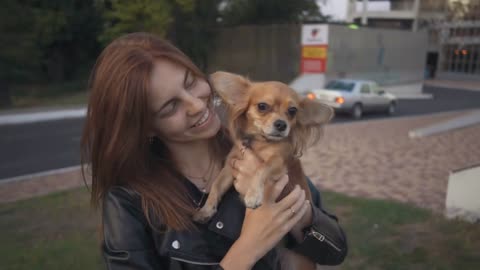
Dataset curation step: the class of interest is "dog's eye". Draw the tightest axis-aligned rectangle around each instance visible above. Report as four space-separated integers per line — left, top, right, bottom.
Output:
257 103 269 112
288 107 297 117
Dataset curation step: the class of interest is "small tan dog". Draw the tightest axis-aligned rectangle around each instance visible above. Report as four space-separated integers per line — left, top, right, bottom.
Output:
194 72 333 270
194 72 333 222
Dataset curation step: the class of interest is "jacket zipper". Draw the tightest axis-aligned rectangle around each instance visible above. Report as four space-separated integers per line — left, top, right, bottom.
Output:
171 256 220 266
310 231 342 252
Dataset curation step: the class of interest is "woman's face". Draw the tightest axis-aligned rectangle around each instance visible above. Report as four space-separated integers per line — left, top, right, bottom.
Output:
148 59 221 144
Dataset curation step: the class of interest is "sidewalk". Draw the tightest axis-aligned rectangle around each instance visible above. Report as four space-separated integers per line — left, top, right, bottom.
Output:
2 110 479 211
424 79 480 92
302 109 480 213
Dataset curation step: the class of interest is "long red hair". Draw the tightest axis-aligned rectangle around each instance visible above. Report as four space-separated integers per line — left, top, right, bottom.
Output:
81 32 231 232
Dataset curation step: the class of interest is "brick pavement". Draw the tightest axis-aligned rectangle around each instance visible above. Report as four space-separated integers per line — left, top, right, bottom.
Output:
302 110 480 213
2 110 479 214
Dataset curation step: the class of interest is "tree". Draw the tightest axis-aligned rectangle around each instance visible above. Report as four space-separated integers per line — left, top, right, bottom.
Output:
32 0 103 81
98 0 177 45
168 0 222 69
219 0 325 26
98 0 221 69
0 1 41 106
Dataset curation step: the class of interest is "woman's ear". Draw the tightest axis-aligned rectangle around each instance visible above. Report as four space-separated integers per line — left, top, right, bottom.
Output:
298 98 334 126
209 71 250 107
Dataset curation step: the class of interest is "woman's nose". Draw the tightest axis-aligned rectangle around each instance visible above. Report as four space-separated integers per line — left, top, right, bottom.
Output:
185 93 206 116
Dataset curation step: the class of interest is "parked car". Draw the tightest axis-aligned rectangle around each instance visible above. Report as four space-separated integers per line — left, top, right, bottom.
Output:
306 79 398 119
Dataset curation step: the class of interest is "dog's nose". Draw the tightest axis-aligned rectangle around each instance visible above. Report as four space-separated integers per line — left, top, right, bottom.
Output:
274 120 287 132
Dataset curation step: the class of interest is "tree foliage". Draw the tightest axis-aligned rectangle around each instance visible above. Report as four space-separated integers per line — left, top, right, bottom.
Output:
1 0 102 83
0 0 326 107
99 0 176 45
219 0 324 26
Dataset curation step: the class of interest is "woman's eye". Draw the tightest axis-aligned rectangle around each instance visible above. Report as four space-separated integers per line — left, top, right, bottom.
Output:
160 100 179 117
257 102 269 112
185 71 196 89
288 107 297 117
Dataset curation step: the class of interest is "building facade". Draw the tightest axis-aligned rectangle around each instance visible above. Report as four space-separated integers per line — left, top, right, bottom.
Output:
318 0 480 81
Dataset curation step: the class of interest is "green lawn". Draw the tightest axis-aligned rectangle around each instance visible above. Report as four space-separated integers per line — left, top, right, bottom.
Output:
3 80 88 110
1 188 479 270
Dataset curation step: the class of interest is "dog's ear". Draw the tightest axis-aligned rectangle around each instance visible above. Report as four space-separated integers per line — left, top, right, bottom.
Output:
209 71 250 106
298 98 334 126
290 99 333 157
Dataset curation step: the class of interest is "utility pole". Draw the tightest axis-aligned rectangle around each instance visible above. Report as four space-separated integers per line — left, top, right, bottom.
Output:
361 0 368 25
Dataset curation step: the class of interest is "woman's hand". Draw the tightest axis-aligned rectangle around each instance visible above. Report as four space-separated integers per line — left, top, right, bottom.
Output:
230 147 314 240
220 175 310 269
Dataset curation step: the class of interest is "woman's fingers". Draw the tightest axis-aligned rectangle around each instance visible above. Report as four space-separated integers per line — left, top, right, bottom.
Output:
277 191 307 222
234 148 262 172
276 185 303 211
282 201 309 233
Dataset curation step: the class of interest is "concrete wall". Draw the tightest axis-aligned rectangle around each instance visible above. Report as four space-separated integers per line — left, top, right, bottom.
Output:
207 24 428 88
445 164 480 223
207 24 301 83
326 24 428 85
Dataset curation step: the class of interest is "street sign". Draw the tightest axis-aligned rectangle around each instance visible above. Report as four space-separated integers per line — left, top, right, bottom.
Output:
301 24 329 73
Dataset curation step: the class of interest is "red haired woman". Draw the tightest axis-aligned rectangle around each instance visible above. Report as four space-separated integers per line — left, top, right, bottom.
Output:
81 32 347 270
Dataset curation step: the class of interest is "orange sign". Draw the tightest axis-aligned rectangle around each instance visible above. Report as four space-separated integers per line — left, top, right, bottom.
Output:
302 46 327 59
301 45 328 73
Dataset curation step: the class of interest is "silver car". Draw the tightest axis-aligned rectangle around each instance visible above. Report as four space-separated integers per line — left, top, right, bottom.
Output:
306 79 398 119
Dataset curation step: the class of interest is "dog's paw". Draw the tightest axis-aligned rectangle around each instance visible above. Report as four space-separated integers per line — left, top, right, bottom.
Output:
244 190 263 209
193 207 217 223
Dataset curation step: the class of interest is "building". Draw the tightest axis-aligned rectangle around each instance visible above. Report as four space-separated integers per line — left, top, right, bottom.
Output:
317 0 480 81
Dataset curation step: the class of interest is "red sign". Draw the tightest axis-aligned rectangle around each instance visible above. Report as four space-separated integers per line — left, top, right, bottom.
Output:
301 59 326 73
301 45 328 73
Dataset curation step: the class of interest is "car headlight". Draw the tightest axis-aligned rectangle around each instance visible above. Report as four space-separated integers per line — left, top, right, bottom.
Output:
335 96 345 104
307 92 316 100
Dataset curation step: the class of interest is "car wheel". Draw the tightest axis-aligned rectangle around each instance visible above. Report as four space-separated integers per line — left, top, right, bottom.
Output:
387 102 396 115
352 103 363 119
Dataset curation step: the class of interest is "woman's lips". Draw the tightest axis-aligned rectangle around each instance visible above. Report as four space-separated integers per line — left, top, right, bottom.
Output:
191 109 211 128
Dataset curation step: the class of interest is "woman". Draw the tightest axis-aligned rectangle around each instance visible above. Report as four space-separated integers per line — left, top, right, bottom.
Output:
81 32 347 270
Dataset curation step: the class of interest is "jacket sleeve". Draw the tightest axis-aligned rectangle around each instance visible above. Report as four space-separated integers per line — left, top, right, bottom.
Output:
287 178 348 265
102 187 169 270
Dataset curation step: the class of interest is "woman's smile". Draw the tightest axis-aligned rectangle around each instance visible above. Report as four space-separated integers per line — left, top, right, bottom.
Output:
192 108 210 128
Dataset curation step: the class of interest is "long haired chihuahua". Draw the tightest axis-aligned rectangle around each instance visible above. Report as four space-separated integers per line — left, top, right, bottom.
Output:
193 72 333 223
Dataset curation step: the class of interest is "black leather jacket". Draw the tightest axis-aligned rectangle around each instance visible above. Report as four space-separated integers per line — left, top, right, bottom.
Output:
102 178 348 270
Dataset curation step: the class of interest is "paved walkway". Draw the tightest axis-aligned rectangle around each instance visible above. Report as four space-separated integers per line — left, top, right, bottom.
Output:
425 79 480 91
302 110 480 213
1 110 480 214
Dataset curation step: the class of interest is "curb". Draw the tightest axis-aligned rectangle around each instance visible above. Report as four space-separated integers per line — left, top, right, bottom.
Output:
409 110 480 138
330 108 477 126
0 107 87 126
0 166 89 204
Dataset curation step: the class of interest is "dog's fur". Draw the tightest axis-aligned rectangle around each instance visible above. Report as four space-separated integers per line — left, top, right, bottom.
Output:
193 72 333 269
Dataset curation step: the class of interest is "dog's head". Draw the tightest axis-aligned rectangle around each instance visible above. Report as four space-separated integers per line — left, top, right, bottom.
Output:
210 72 333 154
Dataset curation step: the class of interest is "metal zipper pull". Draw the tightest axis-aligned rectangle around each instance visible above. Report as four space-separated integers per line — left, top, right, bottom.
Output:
310 229 342 252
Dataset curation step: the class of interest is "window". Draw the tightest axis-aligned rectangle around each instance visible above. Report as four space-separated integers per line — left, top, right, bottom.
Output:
360 84 370 94
325 80 355 92
441 44 480 74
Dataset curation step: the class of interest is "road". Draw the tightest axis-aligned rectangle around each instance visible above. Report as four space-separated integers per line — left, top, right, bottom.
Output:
1 86 479 180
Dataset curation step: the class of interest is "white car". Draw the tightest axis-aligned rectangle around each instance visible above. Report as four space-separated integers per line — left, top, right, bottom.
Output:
306 79 398 119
